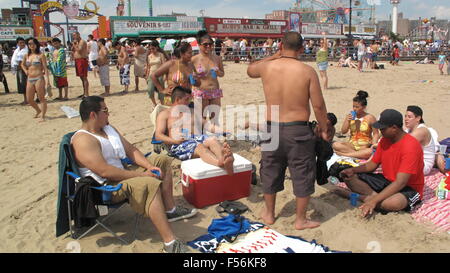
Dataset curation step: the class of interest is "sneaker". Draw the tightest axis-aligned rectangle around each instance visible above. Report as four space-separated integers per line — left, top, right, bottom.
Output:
166 205 198 222
163 239 192 253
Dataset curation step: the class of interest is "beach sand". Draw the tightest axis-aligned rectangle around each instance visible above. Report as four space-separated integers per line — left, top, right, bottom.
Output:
0 61 449 253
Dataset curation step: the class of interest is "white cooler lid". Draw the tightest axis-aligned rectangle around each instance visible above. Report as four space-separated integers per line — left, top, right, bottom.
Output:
181 153 253 180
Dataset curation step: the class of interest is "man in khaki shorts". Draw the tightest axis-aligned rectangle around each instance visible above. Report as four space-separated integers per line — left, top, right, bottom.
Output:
247 32 329 230
97 39 110 96
71 96 197 253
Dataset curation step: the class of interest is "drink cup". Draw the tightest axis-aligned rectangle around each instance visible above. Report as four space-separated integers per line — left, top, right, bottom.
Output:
351 111 357 120
210 69 217 79
189 74 196 85
445 158 450 170
350 192 359 206
439 145 447 155
181 128 189 139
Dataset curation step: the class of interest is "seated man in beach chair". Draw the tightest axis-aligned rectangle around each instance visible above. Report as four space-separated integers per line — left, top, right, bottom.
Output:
338 109 424 217
71 96 197 253
155 86 235 175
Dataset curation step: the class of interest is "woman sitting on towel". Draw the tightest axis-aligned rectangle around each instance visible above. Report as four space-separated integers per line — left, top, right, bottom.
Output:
333 91 380 159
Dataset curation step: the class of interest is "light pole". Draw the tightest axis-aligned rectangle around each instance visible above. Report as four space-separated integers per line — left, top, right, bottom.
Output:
390 0 400 35
348 0 353 41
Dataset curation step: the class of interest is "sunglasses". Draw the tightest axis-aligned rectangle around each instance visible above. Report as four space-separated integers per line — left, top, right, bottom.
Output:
201 42 213 47
100 107 109 114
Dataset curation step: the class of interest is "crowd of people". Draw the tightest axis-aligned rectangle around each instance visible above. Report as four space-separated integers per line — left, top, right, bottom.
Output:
1 31 448 252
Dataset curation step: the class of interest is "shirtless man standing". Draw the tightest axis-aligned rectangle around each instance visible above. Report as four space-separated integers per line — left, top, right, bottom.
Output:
247 32 329 230
97 38 110 96
113 41 130 93
72 32 89 98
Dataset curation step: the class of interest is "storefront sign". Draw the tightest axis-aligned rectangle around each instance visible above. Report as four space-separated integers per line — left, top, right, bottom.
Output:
301 23 342 35
113 19 203 34
205 18 287 37
0 27 33 41
343 24 376 35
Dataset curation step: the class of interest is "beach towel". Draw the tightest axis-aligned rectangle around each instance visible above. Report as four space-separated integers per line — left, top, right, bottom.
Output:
411 169 450 233
188 215 345 253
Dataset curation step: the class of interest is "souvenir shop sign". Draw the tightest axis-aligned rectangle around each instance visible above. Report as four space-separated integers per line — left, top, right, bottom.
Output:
111 16 204 37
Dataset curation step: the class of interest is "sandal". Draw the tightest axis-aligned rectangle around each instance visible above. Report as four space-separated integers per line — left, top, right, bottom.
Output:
216 200 248 215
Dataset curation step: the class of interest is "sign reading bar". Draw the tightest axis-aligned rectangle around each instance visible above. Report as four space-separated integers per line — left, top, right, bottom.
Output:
205 17 288 37
217 24 282 34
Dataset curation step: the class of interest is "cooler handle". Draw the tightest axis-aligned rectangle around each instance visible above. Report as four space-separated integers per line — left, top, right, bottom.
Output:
180 172 189 187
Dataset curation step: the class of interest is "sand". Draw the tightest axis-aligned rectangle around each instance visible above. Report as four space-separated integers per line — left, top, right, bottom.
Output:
0 61 449 253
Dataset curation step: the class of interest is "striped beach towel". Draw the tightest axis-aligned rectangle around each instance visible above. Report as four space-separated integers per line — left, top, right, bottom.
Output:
411 169 449 233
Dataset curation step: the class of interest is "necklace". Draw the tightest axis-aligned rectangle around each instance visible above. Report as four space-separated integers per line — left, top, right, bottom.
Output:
280 55 299 60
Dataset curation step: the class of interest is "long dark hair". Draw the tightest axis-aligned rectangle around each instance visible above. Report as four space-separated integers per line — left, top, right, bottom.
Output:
150 40 169 60
353 90 369 106
26 38 41 56
197 30 212 43
173 41 191 59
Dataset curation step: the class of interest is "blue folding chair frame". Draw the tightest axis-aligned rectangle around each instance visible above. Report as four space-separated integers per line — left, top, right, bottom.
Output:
63 143 141 245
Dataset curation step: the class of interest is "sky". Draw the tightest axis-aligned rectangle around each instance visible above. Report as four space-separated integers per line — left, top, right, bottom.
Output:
2 0 450 39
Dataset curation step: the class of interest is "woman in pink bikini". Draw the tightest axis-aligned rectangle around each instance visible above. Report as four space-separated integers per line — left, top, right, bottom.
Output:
191 31 225 121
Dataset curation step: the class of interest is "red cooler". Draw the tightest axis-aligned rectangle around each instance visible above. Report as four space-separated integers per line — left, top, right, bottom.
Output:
181 154 253 208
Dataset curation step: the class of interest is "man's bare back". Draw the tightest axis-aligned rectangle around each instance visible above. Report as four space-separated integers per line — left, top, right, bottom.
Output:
248 52 328 128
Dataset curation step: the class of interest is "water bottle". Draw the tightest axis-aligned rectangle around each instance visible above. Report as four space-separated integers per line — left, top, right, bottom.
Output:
350 193 360 206
210 69 217 79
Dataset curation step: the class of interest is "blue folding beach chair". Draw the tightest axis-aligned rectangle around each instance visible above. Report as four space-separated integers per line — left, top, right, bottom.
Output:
56 132 141 244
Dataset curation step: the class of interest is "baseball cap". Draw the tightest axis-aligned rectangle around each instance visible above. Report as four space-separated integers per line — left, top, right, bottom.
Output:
407 105 425 123
373 109 403 129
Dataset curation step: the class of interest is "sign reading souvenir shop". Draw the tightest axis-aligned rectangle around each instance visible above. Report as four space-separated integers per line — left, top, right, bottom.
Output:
110 16 204 39
0 26 34 41
204 18 288 38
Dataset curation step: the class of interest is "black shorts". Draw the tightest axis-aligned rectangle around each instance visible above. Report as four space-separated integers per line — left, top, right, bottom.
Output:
91 60 97 67
357 173 421 212
260 121 316 198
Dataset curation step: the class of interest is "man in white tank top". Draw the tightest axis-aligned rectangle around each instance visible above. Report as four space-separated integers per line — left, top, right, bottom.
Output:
404 105 446 175
71 96 197 253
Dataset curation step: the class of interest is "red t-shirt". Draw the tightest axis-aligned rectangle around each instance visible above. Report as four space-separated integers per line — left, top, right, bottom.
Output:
372 134 424 199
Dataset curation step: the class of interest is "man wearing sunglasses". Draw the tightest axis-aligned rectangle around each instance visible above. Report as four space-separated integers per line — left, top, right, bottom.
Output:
71 96 197 253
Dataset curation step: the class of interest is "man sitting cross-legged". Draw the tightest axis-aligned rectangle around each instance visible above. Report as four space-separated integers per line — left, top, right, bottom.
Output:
155 86 234 175
337 109 424 217
71 96 197 253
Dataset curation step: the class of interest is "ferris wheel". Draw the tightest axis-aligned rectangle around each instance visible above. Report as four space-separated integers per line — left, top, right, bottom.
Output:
295 0 376 25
